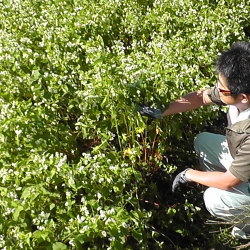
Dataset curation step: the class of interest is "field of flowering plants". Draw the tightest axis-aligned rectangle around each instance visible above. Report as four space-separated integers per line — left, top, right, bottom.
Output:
0 0 249 248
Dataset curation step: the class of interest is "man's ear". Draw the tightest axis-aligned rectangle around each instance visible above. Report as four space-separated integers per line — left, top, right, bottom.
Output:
241 94 250 103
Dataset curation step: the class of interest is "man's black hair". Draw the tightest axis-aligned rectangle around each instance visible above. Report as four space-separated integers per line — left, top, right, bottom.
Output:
216 41 250 95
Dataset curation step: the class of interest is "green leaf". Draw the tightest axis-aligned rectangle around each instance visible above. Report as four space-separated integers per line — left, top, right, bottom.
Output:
13 205 24 221
132 230 143 242
50 203 56 210
76 234 85 244
133 171 142 181
52 242 68 250
175 229 183 235
32 70 40 81
21 186 36 200
33 230 49 241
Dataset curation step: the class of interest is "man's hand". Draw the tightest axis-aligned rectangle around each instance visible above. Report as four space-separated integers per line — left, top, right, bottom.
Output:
172 168 192 192
137 104 163 119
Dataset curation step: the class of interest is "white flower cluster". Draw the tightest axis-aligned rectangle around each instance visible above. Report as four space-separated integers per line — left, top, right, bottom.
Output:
32 211 50 229
3 206 15 217
80 204 90 216
0 234 5 248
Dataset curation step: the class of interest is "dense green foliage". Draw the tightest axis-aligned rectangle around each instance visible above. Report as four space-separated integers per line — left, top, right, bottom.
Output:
0 0 249 248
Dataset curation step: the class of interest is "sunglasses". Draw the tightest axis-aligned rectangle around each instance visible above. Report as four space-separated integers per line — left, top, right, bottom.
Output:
216 80 231 94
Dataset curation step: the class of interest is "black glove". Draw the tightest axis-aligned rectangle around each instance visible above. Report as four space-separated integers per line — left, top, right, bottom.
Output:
172 168 192 192
137 104 163 119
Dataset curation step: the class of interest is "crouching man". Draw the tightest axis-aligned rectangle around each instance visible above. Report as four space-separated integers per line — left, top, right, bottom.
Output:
140 41 250 239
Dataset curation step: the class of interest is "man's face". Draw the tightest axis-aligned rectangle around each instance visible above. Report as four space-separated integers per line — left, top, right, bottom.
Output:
216 73 241 105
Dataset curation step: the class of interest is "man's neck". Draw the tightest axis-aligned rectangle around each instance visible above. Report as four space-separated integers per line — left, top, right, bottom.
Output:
236 103 250 113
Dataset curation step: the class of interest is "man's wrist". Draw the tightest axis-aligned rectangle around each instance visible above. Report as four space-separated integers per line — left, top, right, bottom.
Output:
185 168 193 181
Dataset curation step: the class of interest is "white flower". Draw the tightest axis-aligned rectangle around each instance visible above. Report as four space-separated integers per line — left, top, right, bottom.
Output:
83 225 89 231
109 166 116 171
15 129 22 136
37 226 45 230
69 239 75 247
107 208 115 215
77 215 85 223
122 222 128 228
98 177 104 183
108 237 115 242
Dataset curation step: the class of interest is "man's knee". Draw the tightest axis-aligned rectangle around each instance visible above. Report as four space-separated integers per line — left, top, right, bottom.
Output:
204 187 250 224
194 132 211 153
203 187 229 218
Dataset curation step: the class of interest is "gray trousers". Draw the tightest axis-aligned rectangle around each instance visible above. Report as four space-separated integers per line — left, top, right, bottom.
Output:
194 132 250 232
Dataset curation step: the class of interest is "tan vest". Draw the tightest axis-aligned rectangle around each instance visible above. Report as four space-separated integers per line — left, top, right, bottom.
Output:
226 119 250 158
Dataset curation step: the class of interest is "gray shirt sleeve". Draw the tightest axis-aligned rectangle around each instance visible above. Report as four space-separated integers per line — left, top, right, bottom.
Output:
206 87 225 106
207 87 226 105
